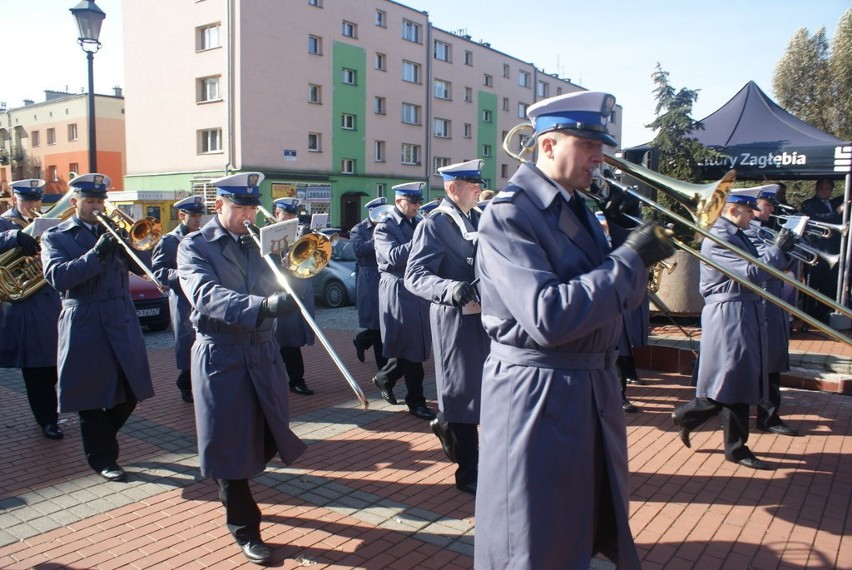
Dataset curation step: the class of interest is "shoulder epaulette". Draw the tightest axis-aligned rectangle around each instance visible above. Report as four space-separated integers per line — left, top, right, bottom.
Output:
492 189 518 204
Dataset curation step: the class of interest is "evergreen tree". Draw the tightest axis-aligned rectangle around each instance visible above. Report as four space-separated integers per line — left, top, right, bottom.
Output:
773 27 833 133
829 9 852 140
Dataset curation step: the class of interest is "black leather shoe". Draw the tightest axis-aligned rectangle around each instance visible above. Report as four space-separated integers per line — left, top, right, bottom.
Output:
430 418 457 462
761 423 800 436
456 481 477 496
239 539 272 565
42 423 64 440
353 339 365 363
625 377 646 386
409 405 437 421
98 465 127 482
289 382 315 396
180 389 194 403
671 412 691 449
622 397 639 413
736 456 773 470
372 375 397 405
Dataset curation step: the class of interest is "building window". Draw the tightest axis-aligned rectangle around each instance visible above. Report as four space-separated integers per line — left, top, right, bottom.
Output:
503 64 510 79
341 159 355 174
308 0 322 6
375 10 386 27
308 84 322 104
402 19 421 43
198 128 222 153
502 97 510 111
197 24 220 51
31 131 40 147
377 183 386 198
464 87 472 102
433 156 451 175
402 60 421 83
501 164 509 178
464 50 473 65
484 74 493 87
401 143 421 165
482 144 492 157
308 132 321 151
308 35 322 55
375 52 386 71
341 68 357 85
341 113 356 130
434 118 451 138
47 128 56 145
374 140 385 162
464 123 472 138
537 80 549 98
342 21 357 38
433 79 451 100
48 165 58 182
518 102 529 119
557 86 564 96
482 109 493 123
67 123 78 141
519 70 531 88
401 103 421 125
69 162 79 176
197 76 221 102
374 96 386 115
434 40 451 62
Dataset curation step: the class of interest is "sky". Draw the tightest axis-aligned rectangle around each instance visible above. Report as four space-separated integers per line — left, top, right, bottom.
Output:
2 0 849 148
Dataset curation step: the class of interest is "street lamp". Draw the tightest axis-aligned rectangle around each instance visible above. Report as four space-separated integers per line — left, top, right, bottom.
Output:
70 0 106 173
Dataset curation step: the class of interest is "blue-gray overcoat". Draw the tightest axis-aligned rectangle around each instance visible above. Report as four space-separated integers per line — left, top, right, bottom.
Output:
0 214 61 368
274 271 315 348
404 198 488 423
152 225 195 370
41 218 154 412
474 163 645 570
374 208 431 362
177 217 306 480
696 218 788 404
351 218 381 330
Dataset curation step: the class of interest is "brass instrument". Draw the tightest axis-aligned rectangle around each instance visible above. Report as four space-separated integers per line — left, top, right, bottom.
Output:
772 214 848 240
648 259 677 294
93 203 165 293
368 204 394 223
0 192 76 301
257 205 337 279
751 222 840 269
242 221 369 409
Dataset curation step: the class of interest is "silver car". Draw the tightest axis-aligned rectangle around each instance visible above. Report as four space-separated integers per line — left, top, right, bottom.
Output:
311 237 356 308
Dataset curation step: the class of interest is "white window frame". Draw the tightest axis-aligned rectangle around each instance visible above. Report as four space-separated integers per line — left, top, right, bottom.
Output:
374 96 386 115
433 79 451 100
432 156 451 175
484 74 493 87
434 40 451 62
375 10 386 27
482 144 492 157
518 102 528 119
342 68 357 85
375 52 386 71
482 109 493 123
46 128 56 145
434 118 451 139
519 70 531 88
464 123 472 138
401 143 421 165
67 123 78 141
197 76 221 103
374 140 386 162
308 35 322 55
402 19 421 43
31 130 40 147
342 20 357 38
341 159 355 174
308 84 322 104
197 24 220 51
464 87 472 102
464 50 473 65
308 132 322 152
402 60 421 83
341 113 356 130
401 103 420 125
198 128 222 154
537 80 549 98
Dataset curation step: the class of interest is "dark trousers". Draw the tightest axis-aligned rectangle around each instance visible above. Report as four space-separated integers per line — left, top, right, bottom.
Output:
757 371 783 429
354 328 387 369
673 398 751 461
375 357 425 409
435 412 478 486
21 366 59 427
176 369 191 392
803 259 838 324
279 346 305 385
78 378 138 471
216 423 278 543
616 355 639 399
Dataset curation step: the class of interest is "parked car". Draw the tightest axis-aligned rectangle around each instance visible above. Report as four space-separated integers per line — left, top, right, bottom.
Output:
129 272 170 331
311 237 356 308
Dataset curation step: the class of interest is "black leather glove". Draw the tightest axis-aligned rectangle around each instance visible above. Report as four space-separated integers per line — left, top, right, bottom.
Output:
259 292 299 319
16 231 38 257
451 281 478 307
601 184 640 230
93 232 120 260
239 232 259 251
773 227 797 253
622 221 675 267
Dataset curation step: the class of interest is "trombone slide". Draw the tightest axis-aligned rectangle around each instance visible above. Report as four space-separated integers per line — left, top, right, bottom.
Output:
93 211 165 294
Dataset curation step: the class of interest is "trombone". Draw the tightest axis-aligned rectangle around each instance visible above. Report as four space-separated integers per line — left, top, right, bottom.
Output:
93 204 165 293
241 221 369 409
750 222 840 269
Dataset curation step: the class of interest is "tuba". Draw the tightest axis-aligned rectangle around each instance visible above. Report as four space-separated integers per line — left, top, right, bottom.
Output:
0 192 76 302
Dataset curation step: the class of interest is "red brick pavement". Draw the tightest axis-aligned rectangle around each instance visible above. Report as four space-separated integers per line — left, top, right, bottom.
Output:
0 328 850 569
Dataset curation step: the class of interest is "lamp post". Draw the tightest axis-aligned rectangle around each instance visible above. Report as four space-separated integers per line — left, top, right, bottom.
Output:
70 0 106 174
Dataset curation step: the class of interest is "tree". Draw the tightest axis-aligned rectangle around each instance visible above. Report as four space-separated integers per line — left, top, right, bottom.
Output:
829 9 852 140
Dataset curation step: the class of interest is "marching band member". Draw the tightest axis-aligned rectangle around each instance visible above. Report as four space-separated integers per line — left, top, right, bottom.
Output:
405 159 489 496
372 182 436 420
272 197 315 396
351 197 388 370
41 173 155 481
475 92 674 569
673 186 796 471
151 195 204 404
0 179 63 439
177 172 306 565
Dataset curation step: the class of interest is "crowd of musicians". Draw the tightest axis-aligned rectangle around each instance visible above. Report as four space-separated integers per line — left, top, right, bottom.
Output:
0 90 846 569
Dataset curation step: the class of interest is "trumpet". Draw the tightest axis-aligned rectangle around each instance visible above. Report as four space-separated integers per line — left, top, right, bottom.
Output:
772 214 848 239
93 204 165 293
750 222 840 268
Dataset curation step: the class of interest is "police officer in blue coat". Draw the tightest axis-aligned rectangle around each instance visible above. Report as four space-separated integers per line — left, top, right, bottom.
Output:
152 195 204 404
673 187 796 471
373 182 436 420
0 179 63 439
272 197 315 396
177 172 306 565
475 92 674 569
41 173 155 482
405 159 489 496
351 197 389 370
418 198 441 217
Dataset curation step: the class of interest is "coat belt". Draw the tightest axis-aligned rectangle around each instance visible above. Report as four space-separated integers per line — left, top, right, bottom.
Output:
196 329 273 345
489 341 617 370
63 288 128 306
704 291 760 304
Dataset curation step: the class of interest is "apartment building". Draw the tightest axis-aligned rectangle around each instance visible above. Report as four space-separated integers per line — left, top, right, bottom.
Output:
123 0 622 230
0 90 126 201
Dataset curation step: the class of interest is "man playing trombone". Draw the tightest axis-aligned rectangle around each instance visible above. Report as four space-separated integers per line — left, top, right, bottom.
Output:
41 173 155 482
176 172 306 565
